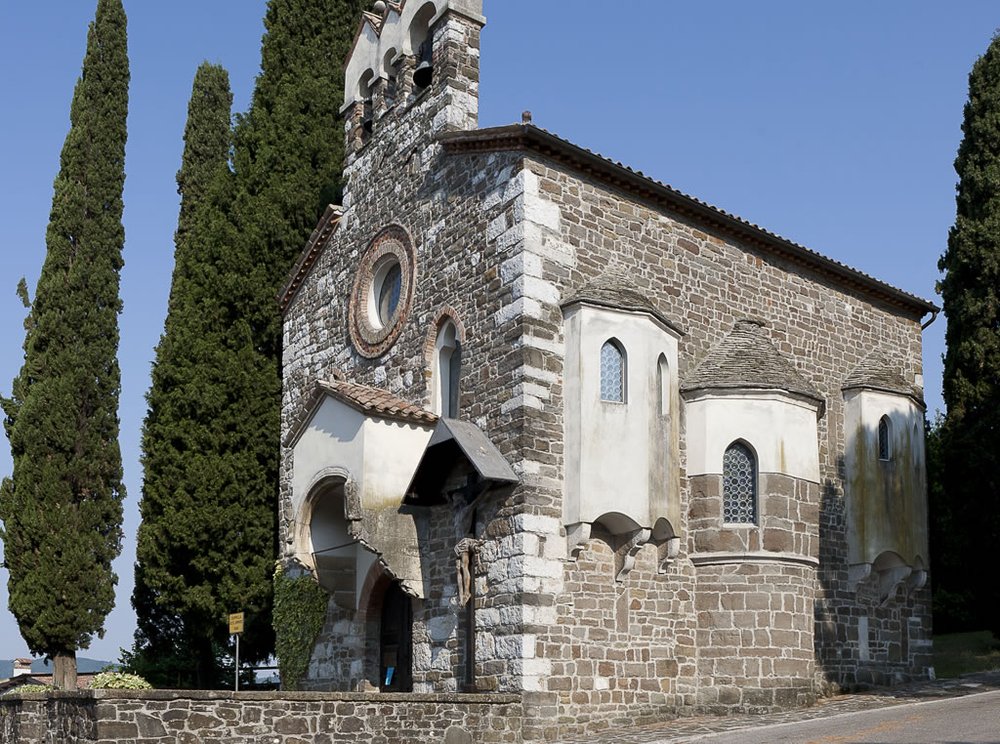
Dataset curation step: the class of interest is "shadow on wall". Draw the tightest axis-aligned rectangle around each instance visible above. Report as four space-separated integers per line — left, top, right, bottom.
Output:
815 424 932 690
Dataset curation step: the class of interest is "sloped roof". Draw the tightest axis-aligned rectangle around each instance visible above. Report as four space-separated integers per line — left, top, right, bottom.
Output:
278 204 342 314
427 418 518 484
284 377 437 447
681 319 822 403
361 10 384 32
561 271 683 335
439 123 938 319
843 352 924 404
407 418 518 504
319 379 438 424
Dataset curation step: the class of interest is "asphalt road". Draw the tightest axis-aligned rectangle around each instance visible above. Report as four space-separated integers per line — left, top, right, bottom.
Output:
681 689 1000 744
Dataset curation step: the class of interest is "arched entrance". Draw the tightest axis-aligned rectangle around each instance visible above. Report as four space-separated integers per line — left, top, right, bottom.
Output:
379 582 412 691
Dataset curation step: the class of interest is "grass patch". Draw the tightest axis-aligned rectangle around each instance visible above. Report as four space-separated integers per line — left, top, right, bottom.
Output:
933 630 1000 679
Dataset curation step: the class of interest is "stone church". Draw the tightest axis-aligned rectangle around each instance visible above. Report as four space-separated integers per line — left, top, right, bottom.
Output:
277 1 935 739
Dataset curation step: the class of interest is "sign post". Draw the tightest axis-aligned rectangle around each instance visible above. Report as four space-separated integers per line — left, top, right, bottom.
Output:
229 612 244 692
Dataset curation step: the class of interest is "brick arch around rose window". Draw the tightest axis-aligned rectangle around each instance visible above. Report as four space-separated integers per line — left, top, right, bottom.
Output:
347 224 418 358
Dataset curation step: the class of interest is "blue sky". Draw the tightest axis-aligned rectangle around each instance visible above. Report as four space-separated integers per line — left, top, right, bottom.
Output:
0 1 995 662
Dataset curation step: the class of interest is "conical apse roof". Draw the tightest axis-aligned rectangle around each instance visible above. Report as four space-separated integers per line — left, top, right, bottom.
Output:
681 319 822 403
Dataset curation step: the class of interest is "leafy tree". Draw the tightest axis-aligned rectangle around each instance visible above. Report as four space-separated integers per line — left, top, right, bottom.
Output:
0 0 129 690
938 33 1000 638
130 63 240 688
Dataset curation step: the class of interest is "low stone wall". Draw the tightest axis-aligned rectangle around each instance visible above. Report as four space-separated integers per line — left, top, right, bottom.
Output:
0 689 522 743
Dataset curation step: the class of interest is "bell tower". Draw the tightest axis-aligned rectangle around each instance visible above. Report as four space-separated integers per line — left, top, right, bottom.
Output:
340 0 484 162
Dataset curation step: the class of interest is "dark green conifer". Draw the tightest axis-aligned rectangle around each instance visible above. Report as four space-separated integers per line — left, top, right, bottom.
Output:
130 63 237 688
130 0 365 685
223 0 366 661
938 33 1000 637
0 0 129 690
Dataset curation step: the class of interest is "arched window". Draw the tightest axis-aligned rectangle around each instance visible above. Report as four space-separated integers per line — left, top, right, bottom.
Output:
434 321 461 417
358 68 375 141
657 354 670 416
723 441 757 524
878 415 891 461
408 2 436 90
600 339 626 403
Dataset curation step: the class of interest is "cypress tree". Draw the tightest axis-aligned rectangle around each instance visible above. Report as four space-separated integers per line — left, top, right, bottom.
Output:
938 33 1000 637
130 0 366 686
231 0 367 355
223 0 366 661
130 63 237 688
0 0 129 690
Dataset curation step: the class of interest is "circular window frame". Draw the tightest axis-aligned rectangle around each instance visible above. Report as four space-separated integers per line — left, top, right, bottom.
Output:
348 225 416 358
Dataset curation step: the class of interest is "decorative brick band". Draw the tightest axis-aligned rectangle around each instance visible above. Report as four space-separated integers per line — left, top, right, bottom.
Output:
422 304 468 367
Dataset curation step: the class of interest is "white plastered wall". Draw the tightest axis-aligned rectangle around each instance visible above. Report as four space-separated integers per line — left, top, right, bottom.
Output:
360 415 434 509
290 395 434 600
292 396 432 516
684 390 821 482
843 388 928 570
563 303 681 533
292 397 366 520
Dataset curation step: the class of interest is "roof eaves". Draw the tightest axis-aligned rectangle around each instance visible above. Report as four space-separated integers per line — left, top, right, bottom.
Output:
430 418 518 484
361 10 383 32
283 379 437 448
278 204 342 315
681 381 824 402
841 381 926 410
561 296 685 337
439 124 939 319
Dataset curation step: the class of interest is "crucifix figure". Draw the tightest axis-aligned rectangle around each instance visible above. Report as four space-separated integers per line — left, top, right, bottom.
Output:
454 536 478 606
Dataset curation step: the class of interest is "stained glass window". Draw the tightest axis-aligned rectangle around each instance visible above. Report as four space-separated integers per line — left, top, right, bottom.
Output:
600 340 625 402
377 262 402 326
723 441 756 523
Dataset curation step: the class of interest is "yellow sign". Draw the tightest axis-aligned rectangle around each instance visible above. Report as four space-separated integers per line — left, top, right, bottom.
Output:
229 612 244 634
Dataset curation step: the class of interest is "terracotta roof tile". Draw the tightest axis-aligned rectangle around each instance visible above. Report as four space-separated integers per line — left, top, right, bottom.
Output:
316 379 438 425
284 378 437 447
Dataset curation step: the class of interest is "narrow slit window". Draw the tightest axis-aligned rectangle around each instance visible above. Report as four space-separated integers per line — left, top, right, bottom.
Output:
657 354 670 416
878 416 891 461
723 441 757 524
600 340 625 403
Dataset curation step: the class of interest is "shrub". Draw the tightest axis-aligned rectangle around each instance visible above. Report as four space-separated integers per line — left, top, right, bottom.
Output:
2 684 52 697
90 671 152 690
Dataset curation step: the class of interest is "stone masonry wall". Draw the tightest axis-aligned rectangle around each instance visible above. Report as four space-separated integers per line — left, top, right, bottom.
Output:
304 499 463 693
280 9 537 694
693 561 817 714
545 536 698 738
502 155 931 739
816 563 934 690
0 690 522 744
279 4 931 740
689 473 821 557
